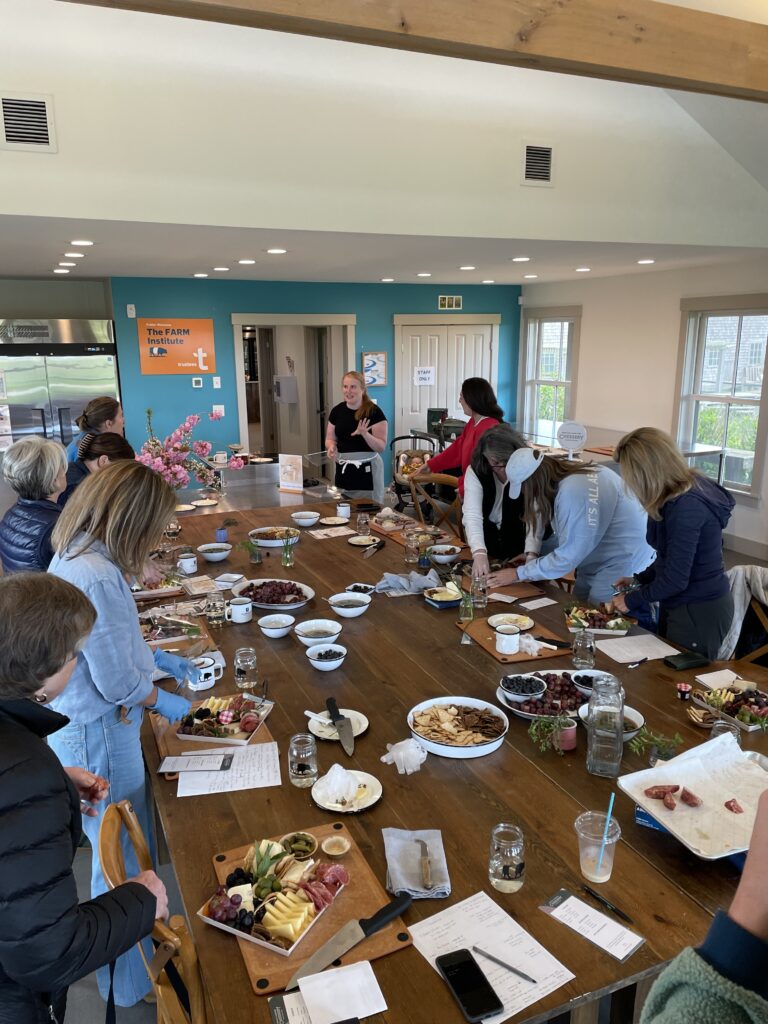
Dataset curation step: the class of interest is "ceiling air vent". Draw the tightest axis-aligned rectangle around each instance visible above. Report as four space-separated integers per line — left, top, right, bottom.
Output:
0 92 57 153
522 142 553 187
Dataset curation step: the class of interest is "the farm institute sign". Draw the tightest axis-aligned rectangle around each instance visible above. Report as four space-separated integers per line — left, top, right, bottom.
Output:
138 318 217 375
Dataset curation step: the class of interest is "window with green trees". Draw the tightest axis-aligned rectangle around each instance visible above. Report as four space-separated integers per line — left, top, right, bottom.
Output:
522 310 580 442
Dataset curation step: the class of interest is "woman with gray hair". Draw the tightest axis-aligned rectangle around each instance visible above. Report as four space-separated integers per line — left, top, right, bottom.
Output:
0 436 67 573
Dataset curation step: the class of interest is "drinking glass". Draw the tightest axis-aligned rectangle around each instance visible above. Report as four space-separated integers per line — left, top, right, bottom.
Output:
711 719 742 746
488 823 525 893
281 539 295 568
357 512 371 537
471 572 488 610
572 629 596 669
205 593 226 629
404 535 420 564
288 733 319 788
234 646 258 690
574 811 621 883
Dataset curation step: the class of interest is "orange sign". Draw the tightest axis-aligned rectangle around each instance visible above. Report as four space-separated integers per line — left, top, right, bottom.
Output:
138 318 217 375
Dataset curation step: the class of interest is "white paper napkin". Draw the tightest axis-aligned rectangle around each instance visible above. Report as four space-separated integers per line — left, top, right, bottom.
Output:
298 961 387 1024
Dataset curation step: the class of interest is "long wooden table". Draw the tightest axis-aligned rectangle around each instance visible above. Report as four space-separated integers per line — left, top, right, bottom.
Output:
142 505 767 1024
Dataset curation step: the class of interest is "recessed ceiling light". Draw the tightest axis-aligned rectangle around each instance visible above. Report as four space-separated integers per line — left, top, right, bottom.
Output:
575 267 591 272
53 268 69 274
482 279 495 284
238 259 256 265
266 248 287 255
511 256 530 263
380 277 394 282
637 259 655 265
524 274 538 279
417 272 432 278
70 239 94 246
459 265 476 271
213 267 230 272
64 252 85 258
193 273 208 278
59 262 76 267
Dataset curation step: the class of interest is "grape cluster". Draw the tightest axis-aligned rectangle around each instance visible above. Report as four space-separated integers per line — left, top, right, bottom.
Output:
207 886 242 924
517 672 586 715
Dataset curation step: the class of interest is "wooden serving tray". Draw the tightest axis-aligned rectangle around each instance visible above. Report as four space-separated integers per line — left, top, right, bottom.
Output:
370 521 466 550
148 700 275 759
207 823 412 994
460 578 543 601
456 618 572 664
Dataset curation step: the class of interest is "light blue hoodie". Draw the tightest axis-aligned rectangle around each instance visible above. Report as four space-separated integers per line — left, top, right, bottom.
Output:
516 464 653 603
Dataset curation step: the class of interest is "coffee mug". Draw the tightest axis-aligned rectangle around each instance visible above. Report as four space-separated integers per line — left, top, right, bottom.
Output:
177 553 197 575
188 656 224 691
336 503 351 519
226 597 253 624
495 624 520 655
213 451 228 464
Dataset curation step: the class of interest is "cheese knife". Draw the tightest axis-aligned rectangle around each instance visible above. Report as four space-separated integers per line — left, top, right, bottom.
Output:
416 838 433 890
532 634 571 649
326 697 355 756
284 892 412 991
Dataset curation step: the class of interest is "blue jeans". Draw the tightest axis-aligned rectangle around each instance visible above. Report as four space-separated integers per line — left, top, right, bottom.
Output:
48 706 155 1007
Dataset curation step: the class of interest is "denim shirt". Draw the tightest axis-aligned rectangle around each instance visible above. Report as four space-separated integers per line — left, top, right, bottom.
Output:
48 537 155 723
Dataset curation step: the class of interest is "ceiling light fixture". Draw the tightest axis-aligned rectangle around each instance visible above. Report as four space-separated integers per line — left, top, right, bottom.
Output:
64 252 85 258
482 279 495 284
193 273 208 278
213 267 230 272
238 259 256 265
524 274 538 279
511 256 530 263
59 262 76 267
459 265 476 271
380 277 394 282
266 248 287 255
70 239 94 246
53 268 69 274
637 259 655 265
575 267 591 272
417 272 432 278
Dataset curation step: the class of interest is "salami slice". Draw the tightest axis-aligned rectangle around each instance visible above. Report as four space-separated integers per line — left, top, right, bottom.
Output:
644 785 680 799
724 798 744 814
680 787 702 807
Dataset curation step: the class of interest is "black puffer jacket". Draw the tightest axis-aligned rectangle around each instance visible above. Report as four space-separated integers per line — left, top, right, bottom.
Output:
0 498 61 573
0 700 156 1024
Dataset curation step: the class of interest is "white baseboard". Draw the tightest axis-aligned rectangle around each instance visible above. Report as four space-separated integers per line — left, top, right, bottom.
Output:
724 534 768 561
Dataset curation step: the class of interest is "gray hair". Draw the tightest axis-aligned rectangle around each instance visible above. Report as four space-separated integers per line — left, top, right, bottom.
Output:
470 424 529 480
2 436 67 500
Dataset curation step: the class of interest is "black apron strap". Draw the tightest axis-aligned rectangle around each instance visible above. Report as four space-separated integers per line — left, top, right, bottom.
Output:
104 961 116 1024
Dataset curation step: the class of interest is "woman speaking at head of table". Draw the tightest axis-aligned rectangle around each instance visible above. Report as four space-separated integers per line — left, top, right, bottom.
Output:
325 370 388 504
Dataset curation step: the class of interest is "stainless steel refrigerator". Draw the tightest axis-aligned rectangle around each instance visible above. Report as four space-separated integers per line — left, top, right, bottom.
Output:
0 319 120 450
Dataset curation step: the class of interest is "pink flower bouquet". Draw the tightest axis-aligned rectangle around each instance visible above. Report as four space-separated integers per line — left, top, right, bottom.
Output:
137 409 243 489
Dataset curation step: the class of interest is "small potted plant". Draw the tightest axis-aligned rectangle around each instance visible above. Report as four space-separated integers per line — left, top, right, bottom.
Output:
237 539 262 565
628 726 683 765
528 714 578 756
216 517 238 544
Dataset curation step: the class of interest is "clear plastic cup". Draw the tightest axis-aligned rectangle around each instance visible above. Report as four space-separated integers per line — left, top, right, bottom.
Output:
574 811 621 883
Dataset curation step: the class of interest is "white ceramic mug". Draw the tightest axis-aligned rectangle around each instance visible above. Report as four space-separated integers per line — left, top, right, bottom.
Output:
214 451 228 464
495 624 521 655
177 553 197 575
336 502 351 519
226 597 253 624
188 656 224 691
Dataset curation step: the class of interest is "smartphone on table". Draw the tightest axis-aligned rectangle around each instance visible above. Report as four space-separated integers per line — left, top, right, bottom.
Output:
435 948 504 1022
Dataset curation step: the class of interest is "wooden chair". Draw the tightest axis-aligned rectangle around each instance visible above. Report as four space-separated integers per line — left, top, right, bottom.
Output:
98 800 209 1024
408 471 465 542
737 597 768 664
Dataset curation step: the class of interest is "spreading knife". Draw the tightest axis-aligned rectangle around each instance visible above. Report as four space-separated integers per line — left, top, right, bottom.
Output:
285 892 412 991
326 697 355 756
362 538 385 559
415 838 433 890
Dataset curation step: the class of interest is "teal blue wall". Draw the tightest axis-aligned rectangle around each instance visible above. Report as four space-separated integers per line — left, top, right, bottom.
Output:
110 278 521 466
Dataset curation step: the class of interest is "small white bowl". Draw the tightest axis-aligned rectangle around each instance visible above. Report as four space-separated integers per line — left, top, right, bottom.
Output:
306 643 347 671
577 702 645 742
197 542 232 563
499 673 547 703
294 618 343 647
427 544 462 565
291 511 321 528
257 613 295 639
327 593 372 618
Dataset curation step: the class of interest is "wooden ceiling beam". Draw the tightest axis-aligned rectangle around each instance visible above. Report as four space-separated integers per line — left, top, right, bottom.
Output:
60 0 768 103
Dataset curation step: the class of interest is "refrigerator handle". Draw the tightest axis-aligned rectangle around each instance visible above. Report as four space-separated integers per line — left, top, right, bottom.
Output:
33 407 49 438
58 407 73 446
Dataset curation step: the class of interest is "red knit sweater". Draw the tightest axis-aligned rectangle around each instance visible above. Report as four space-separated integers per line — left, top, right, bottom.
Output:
427 416 499 496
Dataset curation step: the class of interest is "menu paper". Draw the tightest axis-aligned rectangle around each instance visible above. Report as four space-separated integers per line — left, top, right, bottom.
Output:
595 635 678 664
176 742 281 797
308 526 356 540
410 891 574 1023
541 890 644 961
519 597 558 611
158 754 229 773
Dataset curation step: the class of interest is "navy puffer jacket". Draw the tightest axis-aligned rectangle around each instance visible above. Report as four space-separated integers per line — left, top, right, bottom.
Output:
0 498 61 573
0 699 156 1024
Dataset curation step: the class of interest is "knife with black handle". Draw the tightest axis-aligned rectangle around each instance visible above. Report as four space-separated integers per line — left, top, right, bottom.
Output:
326 697 355 756
532 635 572 649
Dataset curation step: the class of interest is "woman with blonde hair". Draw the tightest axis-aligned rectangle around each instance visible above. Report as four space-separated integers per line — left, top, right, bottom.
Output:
325 370 388 503
613 427 734 657
46 461 198 1008
0 436 67 573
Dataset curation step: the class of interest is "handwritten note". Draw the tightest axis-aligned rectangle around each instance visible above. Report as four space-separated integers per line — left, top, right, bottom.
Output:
177 742 281 797
541 890 644 961
595 635 678 664
410 892 574 1023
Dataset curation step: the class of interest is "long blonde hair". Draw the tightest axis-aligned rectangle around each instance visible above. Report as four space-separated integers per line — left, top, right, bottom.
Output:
52 460 176 574
343 371 376 421
615 427 697 520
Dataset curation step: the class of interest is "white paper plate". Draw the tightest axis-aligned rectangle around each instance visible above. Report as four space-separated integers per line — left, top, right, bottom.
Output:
348 535 378 546
345 583 375 595
311 770 382 813
214 572 244 590
408 696 508 758
307 709 369 743
487 613 535 631
191 498 219 507
175 503 196 512
231 578 315 610
319 516 349 525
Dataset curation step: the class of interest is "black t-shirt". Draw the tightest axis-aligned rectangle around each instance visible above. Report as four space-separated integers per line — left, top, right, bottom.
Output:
329 402 387 454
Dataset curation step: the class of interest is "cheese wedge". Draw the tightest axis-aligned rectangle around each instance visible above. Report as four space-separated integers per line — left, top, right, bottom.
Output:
226 883 254 912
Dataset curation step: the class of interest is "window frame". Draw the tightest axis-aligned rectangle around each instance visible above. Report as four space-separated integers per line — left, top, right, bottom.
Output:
518 305 581 442
675 294 768 499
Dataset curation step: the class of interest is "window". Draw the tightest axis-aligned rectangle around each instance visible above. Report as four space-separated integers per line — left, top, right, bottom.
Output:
677 297 768 495
520 307 581 442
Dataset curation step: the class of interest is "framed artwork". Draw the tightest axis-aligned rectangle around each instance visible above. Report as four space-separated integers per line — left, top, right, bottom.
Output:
362 351 387 387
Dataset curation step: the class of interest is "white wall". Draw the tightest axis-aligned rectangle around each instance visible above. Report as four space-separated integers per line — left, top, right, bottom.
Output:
522 257 768 551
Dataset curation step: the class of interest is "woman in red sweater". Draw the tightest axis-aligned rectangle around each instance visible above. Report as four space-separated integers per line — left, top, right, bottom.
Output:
417 378 503 496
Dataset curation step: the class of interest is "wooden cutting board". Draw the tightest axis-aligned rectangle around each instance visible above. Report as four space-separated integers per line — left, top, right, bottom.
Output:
204 823 412 994
370 521 467 550
460 578 543 601
456 618 572 664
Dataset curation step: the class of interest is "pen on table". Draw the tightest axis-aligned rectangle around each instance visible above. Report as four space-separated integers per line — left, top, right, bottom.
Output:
472 946 537 985
581 885 635 925
627 657 648 670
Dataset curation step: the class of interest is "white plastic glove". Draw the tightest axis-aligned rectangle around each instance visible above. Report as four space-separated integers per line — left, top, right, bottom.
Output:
381 739 428 775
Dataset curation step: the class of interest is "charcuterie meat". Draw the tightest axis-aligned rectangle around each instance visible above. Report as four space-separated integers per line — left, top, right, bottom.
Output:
644 785 680 799
663 792 677 810
680 788 702 807
724 798 744 814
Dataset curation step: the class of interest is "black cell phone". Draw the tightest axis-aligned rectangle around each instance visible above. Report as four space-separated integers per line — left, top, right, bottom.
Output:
435 949 504 1022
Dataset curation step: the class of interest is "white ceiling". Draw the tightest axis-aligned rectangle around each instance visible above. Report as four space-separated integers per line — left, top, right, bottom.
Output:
1 214 766 285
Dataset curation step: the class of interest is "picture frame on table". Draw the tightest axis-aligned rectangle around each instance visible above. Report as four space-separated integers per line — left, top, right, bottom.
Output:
362 351 387 388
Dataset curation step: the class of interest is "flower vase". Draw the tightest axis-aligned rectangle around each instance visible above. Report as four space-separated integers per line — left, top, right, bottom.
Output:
556 723 578 753
215 528 228 543
250 548 262 565
281 542 295 568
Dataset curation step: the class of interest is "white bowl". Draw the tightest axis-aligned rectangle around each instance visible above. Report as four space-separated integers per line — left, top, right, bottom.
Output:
407 696 508 759
499 673 547 703
291 511 321 528
327 593 372 618
257 613 295 638
294 618 343 647
197 542 232 563
577 702 645 742
427 544 462 565
306 643 347 671
569 669 618 697
248 526 300 548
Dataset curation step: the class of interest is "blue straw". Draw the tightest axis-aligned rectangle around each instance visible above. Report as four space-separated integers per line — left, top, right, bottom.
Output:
597 792 615 872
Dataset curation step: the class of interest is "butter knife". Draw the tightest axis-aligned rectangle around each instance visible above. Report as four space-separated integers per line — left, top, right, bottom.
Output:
416 838 433 890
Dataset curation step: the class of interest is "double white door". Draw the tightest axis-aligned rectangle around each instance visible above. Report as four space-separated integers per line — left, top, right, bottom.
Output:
395 323 495 438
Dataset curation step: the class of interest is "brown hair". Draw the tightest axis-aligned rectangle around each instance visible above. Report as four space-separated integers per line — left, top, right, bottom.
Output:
471 424 529 482
52 461 176 574
460 378 503 421
77 431 135 463
75 396 121 432
0 573 96 699
615 427 697 520
520 456 594 532
343 371 376 421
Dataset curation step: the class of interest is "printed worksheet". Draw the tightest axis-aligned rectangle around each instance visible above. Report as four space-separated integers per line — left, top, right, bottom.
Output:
541 890 644 961
176 742 281 797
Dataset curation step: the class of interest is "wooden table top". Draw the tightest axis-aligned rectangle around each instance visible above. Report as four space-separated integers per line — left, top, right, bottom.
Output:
142 504 767 1024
